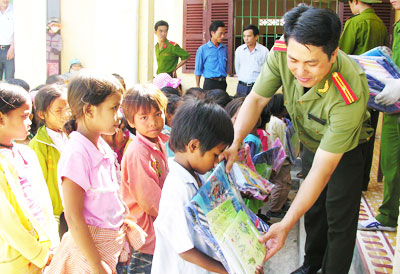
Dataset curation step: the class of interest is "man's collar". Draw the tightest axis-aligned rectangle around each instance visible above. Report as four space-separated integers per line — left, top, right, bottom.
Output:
243 42 259 51
207 40 225 48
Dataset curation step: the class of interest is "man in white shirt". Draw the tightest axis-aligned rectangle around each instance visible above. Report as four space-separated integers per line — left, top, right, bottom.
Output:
235 25 269 97
0 0 14 80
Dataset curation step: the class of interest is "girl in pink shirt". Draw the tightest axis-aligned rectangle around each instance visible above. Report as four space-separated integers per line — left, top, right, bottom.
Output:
121 84 168 273
46 72 145 274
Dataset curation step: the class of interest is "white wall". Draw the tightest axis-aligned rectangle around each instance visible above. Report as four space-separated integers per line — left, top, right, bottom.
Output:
60 0 139 87
14 0 47 88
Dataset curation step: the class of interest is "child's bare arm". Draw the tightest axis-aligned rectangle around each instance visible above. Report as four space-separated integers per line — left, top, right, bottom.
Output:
179 248 228 274
62 178 112 274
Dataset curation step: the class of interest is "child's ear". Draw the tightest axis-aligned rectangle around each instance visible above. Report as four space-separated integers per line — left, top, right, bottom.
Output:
83 104 94 118
37 110 46 121
0 112 5 127
126 119 135 129
187 139 200 153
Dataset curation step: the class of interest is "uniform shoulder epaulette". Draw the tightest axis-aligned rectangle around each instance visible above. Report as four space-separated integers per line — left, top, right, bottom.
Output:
272 40 287 52
169 41 177 46
331 72 358 105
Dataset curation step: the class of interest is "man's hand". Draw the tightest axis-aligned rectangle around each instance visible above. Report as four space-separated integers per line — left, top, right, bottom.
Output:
259 221 290 262
6 46 14 60
374 77 400 106
218 142 240 173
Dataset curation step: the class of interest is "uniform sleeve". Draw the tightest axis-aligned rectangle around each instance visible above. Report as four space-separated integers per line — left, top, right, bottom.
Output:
252 50 282 98
338 20 356 54
122 148 162 217
155 178 194 254
194 46 204 76
0 172 50 268
173 44 190 60
319 74 370 153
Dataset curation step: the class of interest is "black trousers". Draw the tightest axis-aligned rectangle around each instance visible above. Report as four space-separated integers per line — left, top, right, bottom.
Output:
236 83 253 97
301 143 365 274
203 78 227 91
361 109 379 190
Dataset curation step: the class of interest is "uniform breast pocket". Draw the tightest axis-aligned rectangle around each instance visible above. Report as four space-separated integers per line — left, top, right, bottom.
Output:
305 113 327 137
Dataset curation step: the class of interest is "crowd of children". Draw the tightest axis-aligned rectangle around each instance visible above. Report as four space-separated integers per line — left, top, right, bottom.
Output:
0 70 295 274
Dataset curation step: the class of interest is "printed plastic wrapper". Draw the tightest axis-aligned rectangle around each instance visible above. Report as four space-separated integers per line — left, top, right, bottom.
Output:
185 162 269 274
350 46 400 114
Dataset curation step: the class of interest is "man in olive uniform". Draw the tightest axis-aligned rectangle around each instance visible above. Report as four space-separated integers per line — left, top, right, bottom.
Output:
339 0 387 191
339 0 387 55
154 20 190 77
358 0 400 232
221 5 372 274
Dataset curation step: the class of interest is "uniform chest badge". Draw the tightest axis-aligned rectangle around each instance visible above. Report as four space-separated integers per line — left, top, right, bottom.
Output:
163 43 167 49
318 80 329 94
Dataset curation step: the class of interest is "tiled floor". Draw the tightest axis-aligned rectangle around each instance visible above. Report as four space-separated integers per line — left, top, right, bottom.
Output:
356 136 397 274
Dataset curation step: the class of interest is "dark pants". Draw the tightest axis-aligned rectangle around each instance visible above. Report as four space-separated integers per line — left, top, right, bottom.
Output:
203 78 227 91
0 46 15 81
301 143 365 274
127 250 153 274
236 82 253 97
361 109 379 190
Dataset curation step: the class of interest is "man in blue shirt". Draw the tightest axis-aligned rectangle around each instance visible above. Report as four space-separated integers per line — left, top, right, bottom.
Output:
235 24 269 97
195 21 228 91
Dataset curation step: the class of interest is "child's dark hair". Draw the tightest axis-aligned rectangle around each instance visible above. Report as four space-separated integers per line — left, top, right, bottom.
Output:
122 84 168 125
170 99 234 154
0 83 30 114
112 73 126 90
46 75 65 85
68 71 124 122
166 94 180 115
7 78 30 92
34 84 67 126
205 89 232 108
161 86 180 97
185 87 206 99
267 94 285 117
224 97 245 118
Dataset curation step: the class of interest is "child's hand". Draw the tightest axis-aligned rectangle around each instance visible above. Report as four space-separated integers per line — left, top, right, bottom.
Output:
255 264 264 274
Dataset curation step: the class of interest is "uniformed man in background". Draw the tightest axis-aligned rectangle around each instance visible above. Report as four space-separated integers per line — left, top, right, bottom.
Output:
154 20 190 77
339 0 387 55
338 0 387 191
221 5 372 274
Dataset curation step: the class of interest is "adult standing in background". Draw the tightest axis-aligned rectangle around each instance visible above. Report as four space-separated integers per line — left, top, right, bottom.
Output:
154 20 190 78
338 0 387 191
358 0 400 233
195 21 228 91
235 24 269 97
0 0 14 81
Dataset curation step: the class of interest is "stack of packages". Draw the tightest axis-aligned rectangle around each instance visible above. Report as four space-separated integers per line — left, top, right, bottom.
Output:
350 46 400 114
185 161 269 274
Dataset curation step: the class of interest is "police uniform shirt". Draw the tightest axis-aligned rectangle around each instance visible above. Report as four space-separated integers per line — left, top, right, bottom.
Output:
252 42 373 154
339 8 387 55
155 39 190 74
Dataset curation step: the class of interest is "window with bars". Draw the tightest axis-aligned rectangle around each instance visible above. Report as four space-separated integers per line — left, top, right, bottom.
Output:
233 0 338 54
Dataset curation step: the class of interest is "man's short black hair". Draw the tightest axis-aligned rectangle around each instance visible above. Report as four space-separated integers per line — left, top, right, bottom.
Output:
169 99 234 154
154 20 169 31
283 4 341 58
243 24 259 36
209 20 225 36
